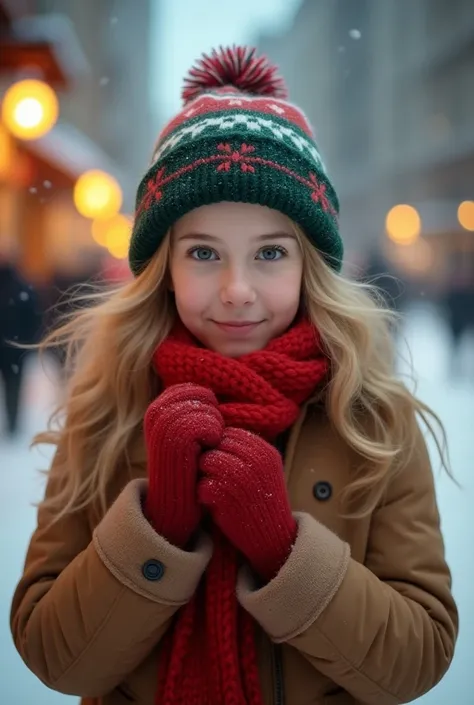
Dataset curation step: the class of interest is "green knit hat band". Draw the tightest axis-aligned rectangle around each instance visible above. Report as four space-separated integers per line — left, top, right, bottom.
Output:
129 46 343 275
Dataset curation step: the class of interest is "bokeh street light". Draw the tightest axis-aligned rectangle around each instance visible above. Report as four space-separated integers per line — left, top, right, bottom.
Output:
91 213 132 259
74 169 122 220
1 79 59 140
457 201 474 231
0 123 13 177
385 204 421 246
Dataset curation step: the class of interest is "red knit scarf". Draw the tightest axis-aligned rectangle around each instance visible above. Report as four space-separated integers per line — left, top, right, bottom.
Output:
152 317 328 704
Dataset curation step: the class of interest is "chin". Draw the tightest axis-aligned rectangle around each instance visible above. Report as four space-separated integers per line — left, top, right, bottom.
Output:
210 338 268 358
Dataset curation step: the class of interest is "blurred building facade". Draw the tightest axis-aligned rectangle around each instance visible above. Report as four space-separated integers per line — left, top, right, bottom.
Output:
33 0 154 199
258 0 474 295
1 0 156 289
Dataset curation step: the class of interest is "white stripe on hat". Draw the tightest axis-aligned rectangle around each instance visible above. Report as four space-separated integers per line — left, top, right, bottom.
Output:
151 112 326 173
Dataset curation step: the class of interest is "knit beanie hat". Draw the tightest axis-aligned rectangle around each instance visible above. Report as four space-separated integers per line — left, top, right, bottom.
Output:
129 45 342 276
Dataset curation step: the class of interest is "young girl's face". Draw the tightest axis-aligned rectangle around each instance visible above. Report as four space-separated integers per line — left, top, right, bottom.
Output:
170 202 303 357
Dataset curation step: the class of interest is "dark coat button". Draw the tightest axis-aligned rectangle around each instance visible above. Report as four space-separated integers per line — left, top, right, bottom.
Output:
313 481 332 501
142 559 165 581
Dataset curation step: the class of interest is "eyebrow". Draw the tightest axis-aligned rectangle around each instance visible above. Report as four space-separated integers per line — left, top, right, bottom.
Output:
176 231 297 243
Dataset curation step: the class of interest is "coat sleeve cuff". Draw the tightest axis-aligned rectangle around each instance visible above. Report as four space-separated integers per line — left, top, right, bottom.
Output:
237 511 350 642
93 479 212 605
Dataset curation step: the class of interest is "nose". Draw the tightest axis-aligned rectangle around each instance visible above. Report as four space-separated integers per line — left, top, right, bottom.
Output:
220 266 256 306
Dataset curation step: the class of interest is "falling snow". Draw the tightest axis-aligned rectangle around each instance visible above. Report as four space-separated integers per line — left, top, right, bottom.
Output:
99 77 110 86
11 364 19 374
349 29 362 40
28 187 37 194
19 292 29 302
43 180 52 189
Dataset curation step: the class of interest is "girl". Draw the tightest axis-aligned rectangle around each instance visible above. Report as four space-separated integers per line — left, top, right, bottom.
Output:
11 46 458 705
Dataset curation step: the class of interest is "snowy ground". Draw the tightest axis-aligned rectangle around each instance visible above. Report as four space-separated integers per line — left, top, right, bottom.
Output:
0 304 472 704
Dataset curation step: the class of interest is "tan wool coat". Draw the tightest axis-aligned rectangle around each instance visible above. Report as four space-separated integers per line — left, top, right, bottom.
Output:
10 399 458 705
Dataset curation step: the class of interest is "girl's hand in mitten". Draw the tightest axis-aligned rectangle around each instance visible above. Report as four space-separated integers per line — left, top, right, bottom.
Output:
198 427 297 580
144 383 224 547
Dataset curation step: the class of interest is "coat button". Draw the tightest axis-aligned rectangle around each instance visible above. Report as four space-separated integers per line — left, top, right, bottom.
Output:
313 481 332 501
142 559 165 581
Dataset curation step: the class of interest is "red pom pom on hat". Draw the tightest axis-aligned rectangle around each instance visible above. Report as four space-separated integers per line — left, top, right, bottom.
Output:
182 45 288 105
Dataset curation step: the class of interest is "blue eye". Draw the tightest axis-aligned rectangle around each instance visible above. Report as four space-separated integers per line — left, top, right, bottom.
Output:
187 245 287 261
257 245 287 261
188 246 218 261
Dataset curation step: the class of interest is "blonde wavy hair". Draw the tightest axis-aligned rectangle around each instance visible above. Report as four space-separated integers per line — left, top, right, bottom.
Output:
34 224 450 521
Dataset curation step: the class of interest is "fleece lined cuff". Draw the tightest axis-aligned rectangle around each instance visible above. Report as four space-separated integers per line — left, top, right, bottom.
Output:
93 479 212 605
237 511 350 642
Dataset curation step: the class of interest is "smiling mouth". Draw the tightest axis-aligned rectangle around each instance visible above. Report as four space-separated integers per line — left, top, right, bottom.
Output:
212 320 264 333
214 321 262 327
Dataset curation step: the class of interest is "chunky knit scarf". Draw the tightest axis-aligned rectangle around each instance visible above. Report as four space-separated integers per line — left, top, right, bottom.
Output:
152 317 328 704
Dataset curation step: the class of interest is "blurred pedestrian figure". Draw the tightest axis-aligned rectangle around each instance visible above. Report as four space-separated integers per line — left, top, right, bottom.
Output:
40 264 104 378
443 249 474 375
0 260 40 436
362 248 406 312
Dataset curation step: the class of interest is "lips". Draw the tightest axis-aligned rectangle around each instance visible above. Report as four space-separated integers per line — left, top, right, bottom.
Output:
215 321 261 327
212 320 264 335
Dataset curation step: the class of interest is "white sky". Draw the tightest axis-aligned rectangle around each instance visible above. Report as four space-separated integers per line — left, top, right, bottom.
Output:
151 0 303 122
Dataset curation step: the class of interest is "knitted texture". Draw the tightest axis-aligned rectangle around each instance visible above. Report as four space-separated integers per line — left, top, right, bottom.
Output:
143 383 224 547
152 317 329 705
199 427 298 581
155 316 328 437
129 45 342 276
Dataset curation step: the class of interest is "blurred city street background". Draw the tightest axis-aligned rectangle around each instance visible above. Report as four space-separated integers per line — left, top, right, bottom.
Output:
1 0 473 703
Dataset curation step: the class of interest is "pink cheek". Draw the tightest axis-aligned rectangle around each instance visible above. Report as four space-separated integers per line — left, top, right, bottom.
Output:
263 286 297 304
175 286 210 316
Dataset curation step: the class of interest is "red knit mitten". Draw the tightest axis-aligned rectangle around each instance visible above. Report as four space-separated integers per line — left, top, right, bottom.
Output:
198 427 297 581
144 383 224 548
